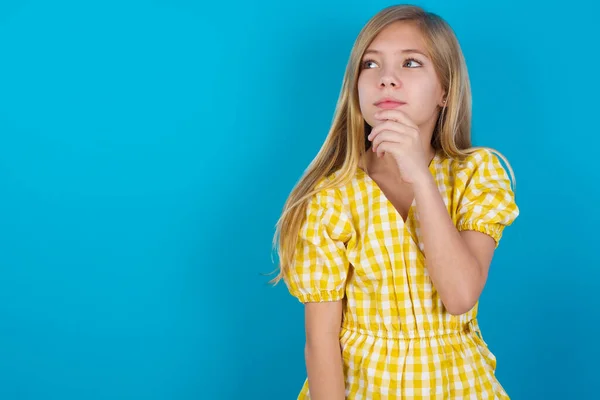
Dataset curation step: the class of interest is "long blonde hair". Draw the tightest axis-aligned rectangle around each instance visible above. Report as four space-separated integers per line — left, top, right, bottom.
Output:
270 4 514 284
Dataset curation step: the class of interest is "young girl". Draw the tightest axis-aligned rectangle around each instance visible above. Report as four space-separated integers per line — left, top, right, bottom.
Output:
272 4 519 399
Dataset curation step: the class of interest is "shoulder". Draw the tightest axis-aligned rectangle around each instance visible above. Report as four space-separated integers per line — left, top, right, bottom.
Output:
298 171 356 245
450 148 519 244
304 170 352 218
311 168 363 202
442 147 514 189
303 169 364 226
453 147 507 172
310 171 344 203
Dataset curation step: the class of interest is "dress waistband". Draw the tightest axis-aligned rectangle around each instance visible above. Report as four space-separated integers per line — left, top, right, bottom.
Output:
341 319 482 340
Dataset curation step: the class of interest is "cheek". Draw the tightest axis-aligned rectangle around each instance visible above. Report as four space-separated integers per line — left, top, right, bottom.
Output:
358 72 379 95
357 86 377 126
423 76 444 103
410 79 442 108
357 79 370 110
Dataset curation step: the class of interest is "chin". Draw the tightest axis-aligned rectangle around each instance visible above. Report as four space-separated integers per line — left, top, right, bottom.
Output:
363 118 376 129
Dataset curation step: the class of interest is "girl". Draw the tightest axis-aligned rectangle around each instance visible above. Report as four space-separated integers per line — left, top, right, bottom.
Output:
272 4 519 399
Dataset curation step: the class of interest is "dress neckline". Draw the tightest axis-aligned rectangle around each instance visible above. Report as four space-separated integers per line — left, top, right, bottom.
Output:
356 150 439 225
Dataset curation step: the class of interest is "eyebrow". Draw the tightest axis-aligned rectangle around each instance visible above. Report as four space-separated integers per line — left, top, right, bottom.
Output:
363 49 429 57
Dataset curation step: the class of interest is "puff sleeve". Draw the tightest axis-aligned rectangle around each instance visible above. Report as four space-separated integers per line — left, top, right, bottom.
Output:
284 184 356 303
455 149 520 247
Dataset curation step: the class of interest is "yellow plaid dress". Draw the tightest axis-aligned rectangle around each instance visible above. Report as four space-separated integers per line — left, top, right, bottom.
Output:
284 148 519 399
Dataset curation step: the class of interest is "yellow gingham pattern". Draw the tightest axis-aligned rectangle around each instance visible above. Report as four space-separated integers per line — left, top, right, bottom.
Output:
285 148 519 399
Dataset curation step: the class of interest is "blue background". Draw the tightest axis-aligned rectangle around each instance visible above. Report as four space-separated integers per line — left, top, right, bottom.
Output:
0 0 597 399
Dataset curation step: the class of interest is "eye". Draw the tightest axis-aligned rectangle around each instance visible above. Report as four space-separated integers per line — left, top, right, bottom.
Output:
404 58 423 68
361 59 378 69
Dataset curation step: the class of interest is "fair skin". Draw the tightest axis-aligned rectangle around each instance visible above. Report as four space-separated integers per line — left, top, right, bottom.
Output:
303 301 345 399
303 21 498 399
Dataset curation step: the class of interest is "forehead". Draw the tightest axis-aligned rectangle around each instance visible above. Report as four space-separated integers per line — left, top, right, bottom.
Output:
366 21 428 52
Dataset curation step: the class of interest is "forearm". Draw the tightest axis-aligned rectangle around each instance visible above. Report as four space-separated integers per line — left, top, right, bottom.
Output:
412 174 485 315
305 336 345 400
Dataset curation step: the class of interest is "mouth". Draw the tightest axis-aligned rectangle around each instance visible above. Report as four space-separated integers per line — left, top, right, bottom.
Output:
375 98 406 109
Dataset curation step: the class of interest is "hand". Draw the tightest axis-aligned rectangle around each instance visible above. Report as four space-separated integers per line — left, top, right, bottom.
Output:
366 109 430 184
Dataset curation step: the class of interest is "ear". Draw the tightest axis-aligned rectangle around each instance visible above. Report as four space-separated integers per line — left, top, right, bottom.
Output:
438 91 448 108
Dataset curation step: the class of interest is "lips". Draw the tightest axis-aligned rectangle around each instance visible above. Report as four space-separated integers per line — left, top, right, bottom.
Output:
375 98 406 109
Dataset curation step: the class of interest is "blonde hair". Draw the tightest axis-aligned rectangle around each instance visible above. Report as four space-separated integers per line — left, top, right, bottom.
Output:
269 4 515 284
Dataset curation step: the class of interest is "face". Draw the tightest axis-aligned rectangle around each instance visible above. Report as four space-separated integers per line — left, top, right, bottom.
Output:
357 21 446 133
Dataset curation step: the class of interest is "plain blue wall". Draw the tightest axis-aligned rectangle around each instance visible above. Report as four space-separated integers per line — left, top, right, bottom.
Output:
0 0 598 399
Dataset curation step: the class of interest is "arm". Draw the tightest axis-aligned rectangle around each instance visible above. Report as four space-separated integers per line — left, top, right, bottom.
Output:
282 184 355 398
366 111 518 315
412 174 496 315
304 301 346 400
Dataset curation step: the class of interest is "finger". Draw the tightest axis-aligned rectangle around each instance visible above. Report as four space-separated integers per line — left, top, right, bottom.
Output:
376 141 400 159
373 141 410 162
368 121 393 140
373 140 407 157
374 109 418 129
371 130 406 152
368 121 416 141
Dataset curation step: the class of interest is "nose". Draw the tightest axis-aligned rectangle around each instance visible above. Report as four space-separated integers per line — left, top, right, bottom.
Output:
379 68 400 88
